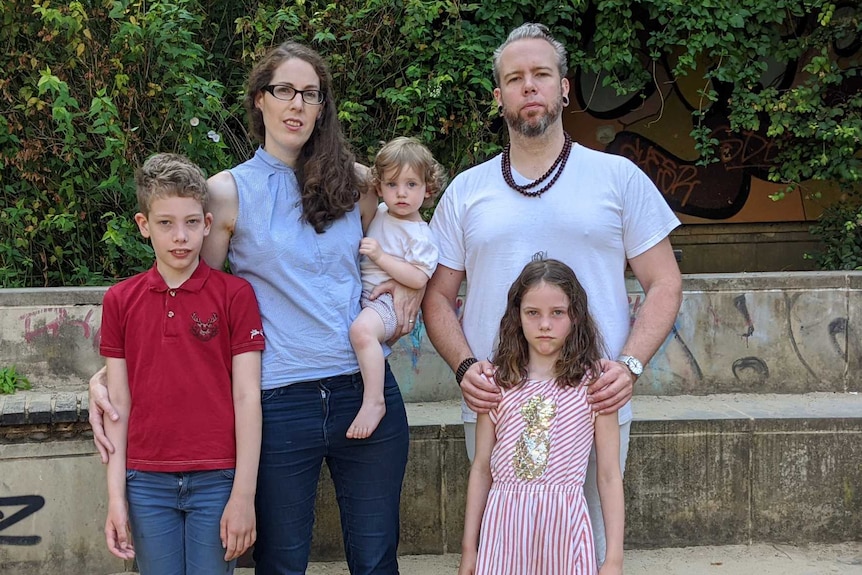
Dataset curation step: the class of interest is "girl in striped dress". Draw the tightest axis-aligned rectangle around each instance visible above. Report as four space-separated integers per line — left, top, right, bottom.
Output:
459 257 624 575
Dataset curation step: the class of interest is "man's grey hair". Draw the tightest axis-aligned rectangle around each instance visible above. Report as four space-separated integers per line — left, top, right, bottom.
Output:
492 23 569 87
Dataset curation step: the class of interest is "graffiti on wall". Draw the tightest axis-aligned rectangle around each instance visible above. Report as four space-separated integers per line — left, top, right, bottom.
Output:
566 7 862 224
0 495 45 546
639 287 859 394
19 308 101 352
11 306 104 383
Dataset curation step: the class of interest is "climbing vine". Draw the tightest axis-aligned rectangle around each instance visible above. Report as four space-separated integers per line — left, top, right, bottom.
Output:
1 0 860 285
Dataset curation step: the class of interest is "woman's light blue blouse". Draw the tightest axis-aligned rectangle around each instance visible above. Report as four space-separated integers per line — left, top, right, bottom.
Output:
228 147 363 389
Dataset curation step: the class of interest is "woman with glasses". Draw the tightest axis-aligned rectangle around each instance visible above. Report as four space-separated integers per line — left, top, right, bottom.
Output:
90 42 417 574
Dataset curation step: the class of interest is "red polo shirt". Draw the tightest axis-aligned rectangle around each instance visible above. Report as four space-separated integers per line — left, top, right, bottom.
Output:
100 261 265 472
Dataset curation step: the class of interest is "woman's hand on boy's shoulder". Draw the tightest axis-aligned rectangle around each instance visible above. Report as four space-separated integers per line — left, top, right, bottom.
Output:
88 366 117 463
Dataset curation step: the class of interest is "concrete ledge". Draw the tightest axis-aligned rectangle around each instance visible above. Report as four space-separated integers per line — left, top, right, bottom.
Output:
2 394 860 573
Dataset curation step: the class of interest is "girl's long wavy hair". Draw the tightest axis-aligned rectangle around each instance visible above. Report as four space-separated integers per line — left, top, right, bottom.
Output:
494 257 606 390
244 42 358 233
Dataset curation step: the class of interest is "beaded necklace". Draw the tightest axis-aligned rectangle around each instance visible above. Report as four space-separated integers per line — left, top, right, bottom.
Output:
501 132 572 198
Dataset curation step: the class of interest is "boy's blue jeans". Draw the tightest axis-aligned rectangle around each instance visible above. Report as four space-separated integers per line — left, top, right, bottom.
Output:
126 469 236 575
253 363 409 574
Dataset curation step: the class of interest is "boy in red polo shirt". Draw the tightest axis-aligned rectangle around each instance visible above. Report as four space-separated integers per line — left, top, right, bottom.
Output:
100 153 265 574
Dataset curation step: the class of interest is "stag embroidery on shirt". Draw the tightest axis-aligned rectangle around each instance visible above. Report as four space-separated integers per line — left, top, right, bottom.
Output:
190 312 219 341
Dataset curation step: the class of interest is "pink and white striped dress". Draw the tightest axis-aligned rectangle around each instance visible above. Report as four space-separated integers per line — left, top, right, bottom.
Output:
475 378 597 575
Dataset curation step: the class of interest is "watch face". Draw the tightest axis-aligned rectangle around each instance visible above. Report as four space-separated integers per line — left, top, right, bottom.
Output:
623 356 643 375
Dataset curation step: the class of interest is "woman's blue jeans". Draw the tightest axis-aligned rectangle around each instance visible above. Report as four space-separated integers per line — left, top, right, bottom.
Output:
126 469 236 575
253 363 409 574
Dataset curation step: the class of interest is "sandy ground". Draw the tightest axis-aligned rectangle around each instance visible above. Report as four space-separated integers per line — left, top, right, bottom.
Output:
227 542 862 574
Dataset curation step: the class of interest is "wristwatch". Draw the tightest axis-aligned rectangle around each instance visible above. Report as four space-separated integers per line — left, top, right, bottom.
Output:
617 355 644 380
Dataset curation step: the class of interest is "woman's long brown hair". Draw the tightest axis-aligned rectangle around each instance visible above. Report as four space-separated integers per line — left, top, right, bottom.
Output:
244 42 358 233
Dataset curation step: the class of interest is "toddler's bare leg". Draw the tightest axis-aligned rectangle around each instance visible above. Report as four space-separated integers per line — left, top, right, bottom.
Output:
347 308 388 439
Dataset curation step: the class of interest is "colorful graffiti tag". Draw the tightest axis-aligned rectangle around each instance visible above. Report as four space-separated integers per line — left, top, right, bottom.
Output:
566 8 861 224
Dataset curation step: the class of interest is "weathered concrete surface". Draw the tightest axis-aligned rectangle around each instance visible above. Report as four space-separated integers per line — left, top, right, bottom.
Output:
0 439 122 575
1 272 861 400
670 222 820 274
112 543 862 575
752 418 862 543
5 395 857 574
628 393 862 547
637 272 862 396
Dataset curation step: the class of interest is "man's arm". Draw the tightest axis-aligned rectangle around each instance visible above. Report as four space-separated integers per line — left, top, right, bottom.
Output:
588 237 682 413
421 264 500 412
220 350 262 561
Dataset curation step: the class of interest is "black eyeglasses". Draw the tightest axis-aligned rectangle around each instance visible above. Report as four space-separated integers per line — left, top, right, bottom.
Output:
261 84 325 105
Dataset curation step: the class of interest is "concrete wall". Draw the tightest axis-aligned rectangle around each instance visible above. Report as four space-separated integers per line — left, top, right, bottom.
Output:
642 272 861 395
0 435 118 575
1 272 859 401
1 396 860 573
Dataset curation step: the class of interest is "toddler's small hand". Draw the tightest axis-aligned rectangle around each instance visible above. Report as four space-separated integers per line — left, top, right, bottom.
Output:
359 238 383 261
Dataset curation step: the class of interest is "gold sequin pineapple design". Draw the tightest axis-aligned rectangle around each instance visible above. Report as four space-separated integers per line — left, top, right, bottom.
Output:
513 394 557 480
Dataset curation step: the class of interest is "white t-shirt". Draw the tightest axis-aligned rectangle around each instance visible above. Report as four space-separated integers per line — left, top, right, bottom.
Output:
430 143 680 423
360 203 438 293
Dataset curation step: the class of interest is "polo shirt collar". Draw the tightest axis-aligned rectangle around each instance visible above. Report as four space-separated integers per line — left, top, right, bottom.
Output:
145 260 211 294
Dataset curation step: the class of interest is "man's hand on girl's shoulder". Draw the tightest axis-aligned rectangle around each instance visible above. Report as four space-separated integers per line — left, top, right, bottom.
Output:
460 360 501 413
586 358 634 415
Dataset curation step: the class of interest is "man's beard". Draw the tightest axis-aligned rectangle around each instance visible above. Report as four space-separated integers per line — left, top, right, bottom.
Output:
502 95 564 138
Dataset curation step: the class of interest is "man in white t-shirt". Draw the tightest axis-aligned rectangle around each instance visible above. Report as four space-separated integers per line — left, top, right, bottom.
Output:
422 22 682 564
